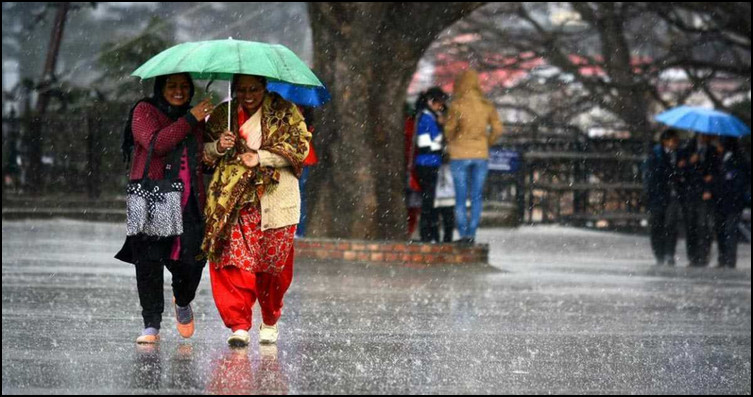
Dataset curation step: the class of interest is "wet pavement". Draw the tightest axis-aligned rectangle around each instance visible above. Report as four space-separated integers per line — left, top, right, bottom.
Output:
2 220 750 394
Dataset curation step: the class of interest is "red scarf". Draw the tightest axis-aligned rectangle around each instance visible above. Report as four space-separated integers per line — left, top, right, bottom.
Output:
237 106 251 141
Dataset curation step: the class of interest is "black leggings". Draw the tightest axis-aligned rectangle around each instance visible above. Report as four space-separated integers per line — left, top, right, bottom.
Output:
416 166 440 243
134 196 206 329
136 258 204 329
649 201 679 262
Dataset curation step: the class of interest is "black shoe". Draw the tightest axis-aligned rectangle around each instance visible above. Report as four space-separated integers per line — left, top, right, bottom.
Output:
666 258 676 266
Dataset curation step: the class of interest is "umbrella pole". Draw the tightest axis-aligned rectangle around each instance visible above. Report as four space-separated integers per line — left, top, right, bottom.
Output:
228 81 231 132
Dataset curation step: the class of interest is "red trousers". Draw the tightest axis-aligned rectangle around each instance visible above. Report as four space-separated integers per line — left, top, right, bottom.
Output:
210 247 294 332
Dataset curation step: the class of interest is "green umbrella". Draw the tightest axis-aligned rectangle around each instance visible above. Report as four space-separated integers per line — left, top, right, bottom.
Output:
132 38 324 129
132 38 322 85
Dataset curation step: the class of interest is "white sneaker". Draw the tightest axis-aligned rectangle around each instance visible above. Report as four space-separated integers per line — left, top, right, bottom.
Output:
227 330 250 347
259 323 279 344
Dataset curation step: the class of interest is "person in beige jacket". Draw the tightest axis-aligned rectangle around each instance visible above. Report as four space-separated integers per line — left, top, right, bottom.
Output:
202 74 311 347
444 69 504 244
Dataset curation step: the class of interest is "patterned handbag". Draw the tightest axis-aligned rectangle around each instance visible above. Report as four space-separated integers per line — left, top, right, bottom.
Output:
126 132 184 237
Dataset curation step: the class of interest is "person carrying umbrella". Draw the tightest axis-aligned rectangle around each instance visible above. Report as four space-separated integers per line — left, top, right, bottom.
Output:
655 105 751 268
131 39 323 346
677 133 719 267
202 74 311 346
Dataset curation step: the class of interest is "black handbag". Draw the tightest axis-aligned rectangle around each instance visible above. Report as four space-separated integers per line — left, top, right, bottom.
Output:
126 132 185 237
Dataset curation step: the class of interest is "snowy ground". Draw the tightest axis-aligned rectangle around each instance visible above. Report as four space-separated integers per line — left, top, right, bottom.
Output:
2 220 750 394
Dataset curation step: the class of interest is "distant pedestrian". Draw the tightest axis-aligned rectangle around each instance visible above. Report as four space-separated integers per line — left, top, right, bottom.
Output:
414 87 449 243
404 103 422 239
445 69 504 244
296 106 318 238
645 129 681 266
677 133 719 267
711 137 750 268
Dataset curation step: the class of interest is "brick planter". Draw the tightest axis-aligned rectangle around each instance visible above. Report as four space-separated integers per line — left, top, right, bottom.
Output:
294 238 488 267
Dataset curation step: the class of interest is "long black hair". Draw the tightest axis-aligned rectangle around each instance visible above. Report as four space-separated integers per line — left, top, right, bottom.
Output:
121 73 195 164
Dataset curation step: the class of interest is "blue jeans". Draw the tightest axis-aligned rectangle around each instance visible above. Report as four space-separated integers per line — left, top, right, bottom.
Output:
451 159 489 239
296 166 311 237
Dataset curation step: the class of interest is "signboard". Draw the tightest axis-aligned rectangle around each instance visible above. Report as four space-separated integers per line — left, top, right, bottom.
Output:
488 148 521 173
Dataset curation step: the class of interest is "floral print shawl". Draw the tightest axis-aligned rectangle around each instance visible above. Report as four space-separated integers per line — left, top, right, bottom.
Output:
202 92 310 261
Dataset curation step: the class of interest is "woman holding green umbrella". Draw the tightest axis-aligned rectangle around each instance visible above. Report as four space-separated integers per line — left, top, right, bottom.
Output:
201 74 311 347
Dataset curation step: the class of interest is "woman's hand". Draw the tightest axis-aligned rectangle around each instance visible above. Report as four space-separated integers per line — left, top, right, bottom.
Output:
216 131 236 153
190 98 215 120
238 152 260 169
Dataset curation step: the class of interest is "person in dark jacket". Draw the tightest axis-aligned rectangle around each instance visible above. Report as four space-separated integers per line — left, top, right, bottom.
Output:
115 73 214 344
677 133 719 267
712 137 751 268
646 129 681 266
414 87 449 243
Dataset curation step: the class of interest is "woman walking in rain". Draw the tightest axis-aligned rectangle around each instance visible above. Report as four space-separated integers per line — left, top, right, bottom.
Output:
116 73 214 344
202 74 311 347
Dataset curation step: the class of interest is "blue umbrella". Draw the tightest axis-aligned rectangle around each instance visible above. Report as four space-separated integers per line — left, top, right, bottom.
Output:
267 82 331 107
655 105 750 137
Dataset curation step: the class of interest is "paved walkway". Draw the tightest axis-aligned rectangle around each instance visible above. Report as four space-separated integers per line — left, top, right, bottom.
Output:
2 220 750 394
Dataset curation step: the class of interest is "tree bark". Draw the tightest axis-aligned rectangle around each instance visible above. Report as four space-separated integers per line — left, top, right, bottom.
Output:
307 3 483 239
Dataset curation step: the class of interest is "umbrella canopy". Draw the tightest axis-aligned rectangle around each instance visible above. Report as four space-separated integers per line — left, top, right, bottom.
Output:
266 82 331 107
132 39 327 127
132 39 323 87
655 105 750 137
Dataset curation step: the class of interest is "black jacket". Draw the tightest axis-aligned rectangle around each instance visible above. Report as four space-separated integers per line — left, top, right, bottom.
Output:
677 140 719 203
713 151 751 216
646 145 680 209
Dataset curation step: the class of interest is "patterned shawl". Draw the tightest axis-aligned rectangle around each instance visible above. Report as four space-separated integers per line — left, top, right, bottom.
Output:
202 92 310 261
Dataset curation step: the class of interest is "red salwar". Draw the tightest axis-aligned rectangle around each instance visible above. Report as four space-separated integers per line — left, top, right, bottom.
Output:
210 206 296 332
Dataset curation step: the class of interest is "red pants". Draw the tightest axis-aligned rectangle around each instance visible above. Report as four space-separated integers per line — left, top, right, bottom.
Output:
210 247 294 332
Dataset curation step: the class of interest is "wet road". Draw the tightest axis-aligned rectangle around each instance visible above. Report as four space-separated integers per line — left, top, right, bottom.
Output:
2 220 750 394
